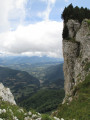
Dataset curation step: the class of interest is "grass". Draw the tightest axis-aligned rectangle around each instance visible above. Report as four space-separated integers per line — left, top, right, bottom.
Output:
69 38 76 43
84 62 90 71
57 73 90 120
0 98 61 120
41 114 54 120
65 37 76 43
85 19 90 30
0 99 26 120
86 19 90 26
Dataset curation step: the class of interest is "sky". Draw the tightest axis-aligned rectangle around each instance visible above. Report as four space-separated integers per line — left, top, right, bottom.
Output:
0 0 89 58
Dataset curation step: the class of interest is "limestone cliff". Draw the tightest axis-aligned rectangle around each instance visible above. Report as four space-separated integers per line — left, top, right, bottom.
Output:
0 83 16 105
63 19 90 103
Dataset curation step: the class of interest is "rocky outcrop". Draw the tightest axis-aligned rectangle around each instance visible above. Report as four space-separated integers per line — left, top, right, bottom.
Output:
0 83 16 105
63 19 90 103
66 19 80 38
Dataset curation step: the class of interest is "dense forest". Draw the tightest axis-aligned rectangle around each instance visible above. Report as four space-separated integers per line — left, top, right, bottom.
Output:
19 89 65 113
62 4 90 23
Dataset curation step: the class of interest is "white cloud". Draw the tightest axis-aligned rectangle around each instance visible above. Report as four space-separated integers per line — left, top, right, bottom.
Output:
0 21 63 58
0 0 12 32
0 0 27 32
10 0 27 20
41 0 56 4
38 0 56 20
65 0 69 2
0 0 63 58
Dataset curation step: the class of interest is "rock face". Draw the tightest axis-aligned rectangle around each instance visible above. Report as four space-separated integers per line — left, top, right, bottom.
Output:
66 19 80 38
0 83 16 105
63 19 90 103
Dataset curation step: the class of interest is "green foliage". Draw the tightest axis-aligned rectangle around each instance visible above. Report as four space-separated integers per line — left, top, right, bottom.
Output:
57 73 90 120
62 4 90 23
68 38 76 42
19 89 65 113
62 24 69 39
87 20 90 26
84 62 90 71
0 99 26 120
41 114 54 120
43 63 64 88
61 4 73 23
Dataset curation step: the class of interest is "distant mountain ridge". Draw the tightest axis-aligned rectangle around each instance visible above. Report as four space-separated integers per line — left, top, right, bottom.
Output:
0 56 64 89
0 56 63 65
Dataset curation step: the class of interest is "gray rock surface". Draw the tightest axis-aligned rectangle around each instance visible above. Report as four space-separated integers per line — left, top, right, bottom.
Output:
0 83 16 105
63 19 90 103
67 19 80 38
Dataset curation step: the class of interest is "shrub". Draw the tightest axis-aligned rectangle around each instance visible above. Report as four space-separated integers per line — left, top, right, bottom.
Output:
42 114 54 120
62 25 69 39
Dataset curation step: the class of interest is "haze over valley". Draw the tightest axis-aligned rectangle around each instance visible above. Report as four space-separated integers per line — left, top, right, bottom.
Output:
0 55 64 112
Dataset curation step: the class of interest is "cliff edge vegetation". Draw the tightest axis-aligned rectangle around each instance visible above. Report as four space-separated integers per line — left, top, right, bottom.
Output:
62 4 90 23
62 4 90 39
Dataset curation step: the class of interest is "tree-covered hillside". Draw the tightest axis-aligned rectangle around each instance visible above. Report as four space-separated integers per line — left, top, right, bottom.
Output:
43 64 64 88
19 89 65 113
0 65 65 113
0 66 40 100
0 56 64 89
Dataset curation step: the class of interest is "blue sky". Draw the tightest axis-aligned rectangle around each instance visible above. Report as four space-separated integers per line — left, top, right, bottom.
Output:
0 0 90 58
22 0 90 23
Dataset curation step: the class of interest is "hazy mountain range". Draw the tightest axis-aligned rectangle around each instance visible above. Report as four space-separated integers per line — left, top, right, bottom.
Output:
0 56 63 65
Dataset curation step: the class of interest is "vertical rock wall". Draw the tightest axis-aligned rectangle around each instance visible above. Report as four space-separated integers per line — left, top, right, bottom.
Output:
63 19 90 103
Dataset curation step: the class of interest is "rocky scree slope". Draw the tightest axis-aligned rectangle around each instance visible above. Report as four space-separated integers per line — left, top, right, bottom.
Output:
63 19 90 103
